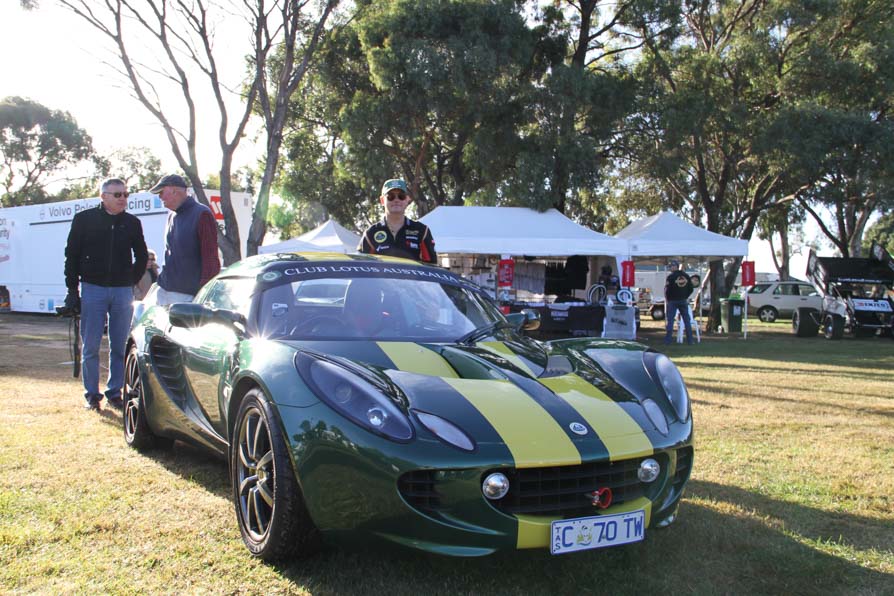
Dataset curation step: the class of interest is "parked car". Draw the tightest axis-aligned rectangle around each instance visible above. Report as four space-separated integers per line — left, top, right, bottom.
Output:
745 280 821 322
793 243 894 340
124 253 693 560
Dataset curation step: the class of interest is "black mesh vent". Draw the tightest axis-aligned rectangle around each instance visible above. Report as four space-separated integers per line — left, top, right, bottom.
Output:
673 446 693 492
149 338 189 401
489 454 669 518
398 470 441 512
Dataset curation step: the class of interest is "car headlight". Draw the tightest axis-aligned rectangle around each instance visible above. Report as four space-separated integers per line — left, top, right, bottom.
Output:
296 352 413 442
644 352 690 422
413 410 476 452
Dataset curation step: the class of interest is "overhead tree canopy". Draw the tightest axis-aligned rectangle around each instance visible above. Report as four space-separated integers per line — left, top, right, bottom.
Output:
0 96 94 207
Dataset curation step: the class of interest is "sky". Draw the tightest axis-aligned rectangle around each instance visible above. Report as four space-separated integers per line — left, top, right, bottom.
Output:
1 2 816 275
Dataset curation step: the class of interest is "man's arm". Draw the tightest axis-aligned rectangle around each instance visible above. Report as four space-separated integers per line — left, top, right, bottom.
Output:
130 217 149 285
419 226 437 264
196 210 221 287
64 215 82 293
358 229 376 254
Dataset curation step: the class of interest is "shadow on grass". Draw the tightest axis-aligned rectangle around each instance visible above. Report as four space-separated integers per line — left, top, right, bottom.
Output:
688 479 894 555
686 382 894 418
267 492 891 596
95 408 231 498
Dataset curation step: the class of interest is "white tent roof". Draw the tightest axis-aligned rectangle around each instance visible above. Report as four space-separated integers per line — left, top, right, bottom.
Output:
259 219 360 254
258 237 327 254
419 206 628 256
616 211 748 258
296 218 361 253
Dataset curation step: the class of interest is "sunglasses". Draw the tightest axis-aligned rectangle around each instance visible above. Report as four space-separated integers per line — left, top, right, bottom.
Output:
105 191 129 198
386 192 407 201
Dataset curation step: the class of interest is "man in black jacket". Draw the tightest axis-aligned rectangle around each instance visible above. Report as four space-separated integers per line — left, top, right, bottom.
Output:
664 264 694 345
64 178 148 410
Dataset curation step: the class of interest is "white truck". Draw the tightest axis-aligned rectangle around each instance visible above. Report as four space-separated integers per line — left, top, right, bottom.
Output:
0 190 253 313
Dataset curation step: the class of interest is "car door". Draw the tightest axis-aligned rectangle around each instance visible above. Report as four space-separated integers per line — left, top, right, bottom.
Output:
770 283 801 315
178 277 255 437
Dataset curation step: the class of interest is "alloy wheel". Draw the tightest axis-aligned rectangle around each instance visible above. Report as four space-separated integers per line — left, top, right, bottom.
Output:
236 406 275 541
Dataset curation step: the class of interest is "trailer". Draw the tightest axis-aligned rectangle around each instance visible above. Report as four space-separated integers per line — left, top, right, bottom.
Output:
0 190 253 313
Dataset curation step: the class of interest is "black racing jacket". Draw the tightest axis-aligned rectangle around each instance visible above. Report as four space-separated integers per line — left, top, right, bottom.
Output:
358 217 437 264
64 205 149 292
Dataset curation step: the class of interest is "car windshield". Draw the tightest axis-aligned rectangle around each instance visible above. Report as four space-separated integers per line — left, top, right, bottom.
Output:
256 274 504 341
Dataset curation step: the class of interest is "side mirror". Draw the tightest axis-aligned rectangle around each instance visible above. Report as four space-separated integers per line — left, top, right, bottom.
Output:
507 308 540 331
169 303 246 334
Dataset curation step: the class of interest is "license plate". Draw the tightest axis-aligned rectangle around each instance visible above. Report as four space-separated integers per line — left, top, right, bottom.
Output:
550 509 645 555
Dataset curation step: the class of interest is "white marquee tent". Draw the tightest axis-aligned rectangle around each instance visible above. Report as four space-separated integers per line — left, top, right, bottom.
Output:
616 211 748 258
419 206 628 256
259 218 361 254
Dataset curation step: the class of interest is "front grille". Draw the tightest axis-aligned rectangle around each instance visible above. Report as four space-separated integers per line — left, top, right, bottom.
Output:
490 455 668 518
398 470 441 513
149 338 189 401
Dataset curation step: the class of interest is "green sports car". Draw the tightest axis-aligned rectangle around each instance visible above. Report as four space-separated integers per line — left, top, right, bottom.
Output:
124 253 693 560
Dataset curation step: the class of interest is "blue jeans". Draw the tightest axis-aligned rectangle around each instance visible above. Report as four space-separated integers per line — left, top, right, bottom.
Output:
80 283 134 401
665 300 693 344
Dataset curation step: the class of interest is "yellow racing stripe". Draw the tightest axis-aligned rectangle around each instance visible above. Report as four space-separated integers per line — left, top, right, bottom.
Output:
540 374 653 461
377 342 458 378
478 341 536 375
443 378 580 468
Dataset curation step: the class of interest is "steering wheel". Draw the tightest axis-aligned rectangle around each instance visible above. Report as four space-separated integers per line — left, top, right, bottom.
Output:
290 315 348 336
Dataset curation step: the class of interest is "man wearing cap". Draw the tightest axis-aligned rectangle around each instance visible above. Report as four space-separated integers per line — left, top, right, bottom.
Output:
64 177 148 410
149 174 220 305
358 179 437 264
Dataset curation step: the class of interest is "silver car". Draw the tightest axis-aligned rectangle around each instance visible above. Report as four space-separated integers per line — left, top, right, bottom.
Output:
746 281 821 322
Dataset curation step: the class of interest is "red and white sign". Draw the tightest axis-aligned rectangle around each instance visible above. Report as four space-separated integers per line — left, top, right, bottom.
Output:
741 261 755 287
621 260 635 287
498 258 515 287
209 195 224 220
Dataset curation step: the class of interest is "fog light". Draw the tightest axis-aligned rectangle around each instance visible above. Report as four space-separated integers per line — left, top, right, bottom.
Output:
638 458 660 483
482 472 510 500
367 407 386 428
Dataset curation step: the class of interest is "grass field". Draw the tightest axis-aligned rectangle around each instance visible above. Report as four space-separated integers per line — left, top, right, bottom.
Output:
1 313 892 595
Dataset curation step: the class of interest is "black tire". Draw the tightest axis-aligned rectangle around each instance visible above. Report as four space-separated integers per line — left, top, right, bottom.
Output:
823 314 845 340
651 306 665 321
232 388 320 561
793 308 820 337
756 306 778 323
123 345 173 451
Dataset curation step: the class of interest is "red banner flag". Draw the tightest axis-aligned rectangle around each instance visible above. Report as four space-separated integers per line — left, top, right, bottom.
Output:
621 260 635 287
741 261 755 287
497 259 515 287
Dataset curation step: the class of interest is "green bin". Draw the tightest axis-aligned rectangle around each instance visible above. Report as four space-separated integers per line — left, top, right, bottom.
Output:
720 298 745 333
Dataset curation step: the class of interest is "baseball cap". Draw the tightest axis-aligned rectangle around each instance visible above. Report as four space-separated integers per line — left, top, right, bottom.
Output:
381 179 408 195
150 174 189 194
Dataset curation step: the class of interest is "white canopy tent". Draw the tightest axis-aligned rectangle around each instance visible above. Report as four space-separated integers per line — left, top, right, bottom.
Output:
616 211 748 258
420 206 628 256
259 218 361 254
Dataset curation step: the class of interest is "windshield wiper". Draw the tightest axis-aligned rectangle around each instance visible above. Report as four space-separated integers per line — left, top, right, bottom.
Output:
457 321 509 345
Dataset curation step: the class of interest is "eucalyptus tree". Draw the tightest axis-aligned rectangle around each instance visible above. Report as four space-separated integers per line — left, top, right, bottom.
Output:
59 0 340 263
0 96 94 206
617 0 891 325
277 0 553 222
